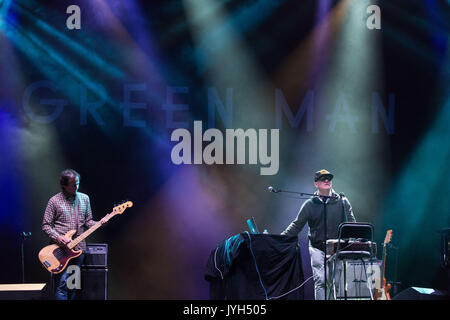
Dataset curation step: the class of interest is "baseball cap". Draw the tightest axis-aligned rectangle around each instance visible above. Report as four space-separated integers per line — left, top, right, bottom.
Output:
314 169 334 182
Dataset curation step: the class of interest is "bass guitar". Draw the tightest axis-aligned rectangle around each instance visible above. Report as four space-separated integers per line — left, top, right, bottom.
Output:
38 201 132 274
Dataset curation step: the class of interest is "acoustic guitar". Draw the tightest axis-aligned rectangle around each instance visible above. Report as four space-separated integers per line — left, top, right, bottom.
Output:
38 201 132 274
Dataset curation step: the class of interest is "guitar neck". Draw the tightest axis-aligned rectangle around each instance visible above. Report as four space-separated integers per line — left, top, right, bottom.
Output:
68 213 111 250
381 244 387 280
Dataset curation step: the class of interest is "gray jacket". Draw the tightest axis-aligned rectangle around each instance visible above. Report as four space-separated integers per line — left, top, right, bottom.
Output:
281 190 356 252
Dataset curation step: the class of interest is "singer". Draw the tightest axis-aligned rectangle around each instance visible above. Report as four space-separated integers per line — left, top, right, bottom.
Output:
281 169 356 300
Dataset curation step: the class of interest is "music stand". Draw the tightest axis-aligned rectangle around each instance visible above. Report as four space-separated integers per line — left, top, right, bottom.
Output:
333 222 375 300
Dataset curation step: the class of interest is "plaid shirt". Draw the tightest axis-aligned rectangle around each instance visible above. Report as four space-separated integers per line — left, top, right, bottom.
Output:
42 191 97 251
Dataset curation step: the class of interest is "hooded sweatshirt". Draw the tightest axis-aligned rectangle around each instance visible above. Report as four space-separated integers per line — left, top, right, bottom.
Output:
281 190 356 252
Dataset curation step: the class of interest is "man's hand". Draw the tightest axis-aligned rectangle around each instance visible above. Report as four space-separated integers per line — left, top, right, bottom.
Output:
57 235 71 247
100 216 108 225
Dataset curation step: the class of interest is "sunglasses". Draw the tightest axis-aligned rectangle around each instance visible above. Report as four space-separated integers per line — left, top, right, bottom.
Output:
318 176 332 182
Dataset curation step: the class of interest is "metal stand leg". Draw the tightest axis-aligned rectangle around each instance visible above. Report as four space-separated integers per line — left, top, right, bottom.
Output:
21 241 25 283
49 273 55 300
331 257 337 300
343 261 347 300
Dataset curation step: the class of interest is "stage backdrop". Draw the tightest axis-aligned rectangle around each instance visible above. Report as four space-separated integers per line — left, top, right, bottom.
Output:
0 0 449 299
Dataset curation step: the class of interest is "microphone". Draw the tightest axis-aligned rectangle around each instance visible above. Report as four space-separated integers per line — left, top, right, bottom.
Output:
21 232 32 240
339 192 345 199
268 186 279 193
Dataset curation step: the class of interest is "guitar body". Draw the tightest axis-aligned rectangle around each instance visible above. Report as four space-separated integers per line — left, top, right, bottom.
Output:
374 282 391 300
383 281 392 300
38 230 82 274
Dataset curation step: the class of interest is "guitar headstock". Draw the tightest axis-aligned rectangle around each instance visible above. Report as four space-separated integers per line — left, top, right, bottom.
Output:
112 201 133 215
383 229 393 246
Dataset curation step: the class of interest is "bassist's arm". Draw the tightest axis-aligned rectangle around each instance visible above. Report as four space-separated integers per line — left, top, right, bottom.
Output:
42 199 60 242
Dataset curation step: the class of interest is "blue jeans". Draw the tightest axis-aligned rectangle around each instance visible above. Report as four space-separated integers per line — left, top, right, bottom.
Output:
53 254 85 300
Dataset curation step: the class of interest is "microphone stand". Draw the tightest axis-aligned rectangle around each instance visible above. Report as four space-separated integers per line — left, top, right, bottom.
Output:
321 196 330 300
314 194 336 301
268 186 337 300
20 232 31 283
267 187 318 198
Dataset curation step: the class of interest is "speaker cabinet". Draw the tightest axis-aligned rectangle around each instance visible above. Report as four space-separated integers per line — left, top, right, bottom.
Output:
82 243 108 268
80 268 108 300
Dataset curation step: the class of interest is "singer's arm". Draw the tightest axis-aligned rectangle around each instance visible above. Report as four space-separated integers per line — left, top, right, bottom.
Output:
281 201 309 236
343 197 356 222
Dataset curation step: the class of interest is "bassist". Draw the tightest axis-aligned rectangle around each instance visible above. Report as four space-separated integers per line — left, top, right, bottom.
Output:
42 169 107 300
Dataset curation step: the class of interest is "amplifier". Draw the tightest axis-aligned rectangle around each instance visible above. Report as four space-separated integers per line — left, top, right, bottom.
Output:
334 259 381 300
82 243 107 268
80 268 108 300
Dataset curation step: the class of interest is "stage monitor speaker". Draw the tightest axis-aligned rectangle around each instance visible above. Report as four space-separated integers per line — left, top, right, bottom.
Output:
0 283 47 300
335 260 381 300
82 243 108 268
80 268 108 300
393 287 450 300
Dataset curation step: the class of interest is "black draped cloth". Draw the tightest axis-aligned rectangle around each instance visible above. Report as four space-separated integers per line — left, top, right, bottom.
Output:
205 233 304 300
